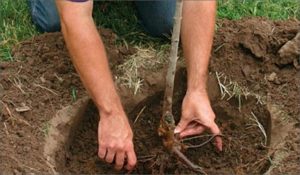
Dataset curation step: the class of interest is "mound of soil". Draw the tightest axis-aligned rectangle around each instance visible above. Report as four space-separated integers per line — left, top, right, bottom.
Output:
0 18 299 174
211 18 300 119
0 28 136 173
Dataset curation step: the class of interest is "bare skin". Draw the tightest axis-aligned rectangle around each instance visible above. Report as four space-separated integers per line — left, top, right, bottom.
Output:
176 0 223 151
55 0 221 171
55 1 136 170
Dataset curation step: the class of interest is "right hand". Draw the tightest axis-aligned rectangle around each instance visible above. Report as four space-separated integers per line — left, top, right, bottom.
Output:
98 107 137 171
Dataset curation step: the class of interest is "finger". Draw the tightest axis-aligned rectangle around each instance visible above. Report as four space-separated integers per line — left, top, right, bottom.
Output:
114 151 125 170
98 144 106 159
174 118 189 134
180 125 205 138
209 122 223 151
105 149 116 163
185 122 198 129
125 147 137 170
215 136 223 151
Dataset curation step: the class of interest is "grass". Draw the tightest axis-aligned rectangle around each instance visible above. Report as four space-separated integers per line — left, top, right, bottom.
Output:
0 0 38 61
215 71 264 111
41 121 51 137
0 0 299 62
116 45 168 94
71 86 78 102
218 0 300 20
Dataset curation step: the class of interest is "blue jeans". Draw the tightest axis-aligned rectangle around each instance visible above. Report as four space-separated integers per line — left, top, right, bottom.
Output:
28 0 175 37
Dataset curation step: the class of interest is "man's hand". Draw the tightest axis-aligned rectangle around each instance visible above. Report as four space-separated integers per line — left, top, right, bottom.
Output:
55 0 137 170
98 108 137 171
174 91 222 151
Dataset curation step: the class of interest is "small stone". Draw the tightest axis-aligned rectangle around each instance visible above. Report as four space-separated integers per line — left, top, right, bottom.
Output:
274 79 281 85
40 76 46 83
241 65 251 77
267 72 277 82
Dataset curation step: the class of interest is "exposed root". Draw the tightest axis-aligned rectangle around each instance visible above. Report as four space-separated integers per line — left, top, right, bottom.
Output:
182 134 215 142
184 134 223 149
172 147 207 174
137 154 156 162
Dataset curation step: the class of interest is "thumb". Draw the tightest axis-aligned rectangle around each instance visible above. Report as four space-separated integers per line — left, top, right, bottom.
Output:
174 118 189 134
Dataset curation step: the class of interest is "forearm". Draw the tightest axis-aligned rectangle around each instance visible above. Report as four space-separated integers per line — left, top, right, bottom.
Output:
57 1 121 114
181 1 216 93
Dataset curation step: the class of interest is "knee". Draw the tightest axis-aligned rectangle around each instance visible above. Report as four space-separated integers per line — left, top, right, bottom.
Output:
135 0 175 37
28 0 61 32
145 14 174 37
31 13 61 33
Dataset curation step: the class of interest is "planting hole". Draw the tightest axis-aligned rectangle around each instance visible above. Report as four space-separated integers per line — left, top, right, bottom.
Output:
55 70 272 174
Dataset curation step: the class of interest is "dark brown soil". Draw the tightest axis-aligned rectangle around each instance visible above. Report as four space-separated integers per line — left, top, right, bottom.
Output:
61 70 271 174
0 18 299 174
211 18 300 119
0 28 135 173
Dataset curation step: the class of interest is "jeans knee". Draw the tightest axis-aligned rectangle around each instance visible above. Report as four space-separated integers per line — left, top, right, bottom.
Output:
147 15 174 37
31 14 61 32
135 0 176 37
28 0 61 32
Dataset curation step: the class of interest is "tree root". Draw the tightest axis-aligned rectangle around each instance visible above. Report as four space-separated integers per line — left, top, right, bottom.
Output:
172 147 207 174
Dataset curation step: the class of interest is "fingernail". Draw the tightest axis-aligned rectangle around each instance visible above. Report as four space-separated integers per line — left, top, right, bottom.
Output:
174 128 179 133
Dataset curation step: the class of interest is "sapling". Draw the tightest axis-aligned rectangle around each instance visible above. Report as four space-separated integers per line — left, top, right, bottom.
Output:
157 0 206 173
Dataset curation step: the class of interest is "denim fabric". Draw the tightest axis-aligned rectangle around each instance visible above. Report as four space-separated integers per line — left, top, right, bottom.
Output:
135 0 176 37
28 0 176 36
28 0 60 32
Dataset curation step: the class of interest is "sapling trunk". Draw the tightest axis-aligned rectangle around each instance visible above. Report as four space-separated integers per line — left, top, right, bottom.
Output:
158 0 206 173
158 0 183 150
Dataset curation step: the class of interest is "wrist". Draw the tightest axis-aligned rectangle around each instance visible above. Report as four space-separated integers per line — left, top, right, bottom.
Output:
186 71 208 94
186 81 207 95
95 92 124 117
186 88 209 99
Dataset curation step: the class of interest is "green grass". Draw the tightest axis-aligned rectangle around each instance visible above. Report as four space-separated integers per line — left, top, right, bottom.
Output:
0 0 38 61
0 0 299 61
217 0 300 20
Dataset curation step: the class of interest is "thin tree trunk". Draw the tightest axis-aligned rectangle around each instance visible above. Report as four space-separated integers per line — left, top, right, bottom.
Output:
162 0 183 116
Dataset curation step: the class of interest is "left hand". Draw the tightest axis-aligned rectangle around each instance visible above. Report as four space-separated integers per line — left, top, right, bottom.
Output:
174 90 222 151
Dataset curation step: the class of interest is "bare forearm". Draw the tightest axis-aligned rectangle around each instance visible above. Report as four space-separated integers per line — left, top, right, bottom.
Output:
57 1 121 113
181 1 216 93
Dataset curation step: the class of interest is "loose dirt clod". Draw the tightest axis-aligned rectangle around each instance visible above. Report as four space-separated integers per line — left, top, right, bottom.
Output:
278 32 300 67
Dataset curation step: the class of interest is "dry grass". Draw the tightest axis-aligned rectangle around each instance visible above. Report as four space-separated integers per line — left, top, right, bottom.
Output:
215 71 264 111
249 112 268 146
116 45 169 94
